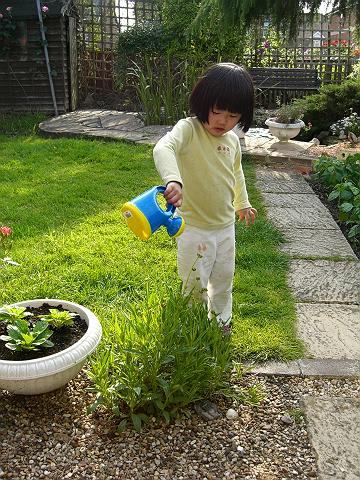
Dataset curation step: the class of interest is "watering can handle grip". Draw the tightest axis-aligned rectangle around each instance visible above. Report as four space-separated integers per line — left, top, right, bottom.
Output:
156 185 176 214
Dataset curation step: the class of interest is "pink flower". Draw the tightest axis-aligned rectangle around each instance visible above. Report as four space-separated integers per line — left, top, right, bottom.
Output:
0 13 3 19
0 226 12 237
41 5 49 13
5 6 11 11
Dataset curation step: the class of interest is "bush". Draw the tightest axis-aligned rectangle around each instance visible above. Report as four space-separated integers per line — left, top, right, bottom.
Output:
329 110 360 137
87 285 234 431
313 154 360 240
294 79 360 140
114 1 247 118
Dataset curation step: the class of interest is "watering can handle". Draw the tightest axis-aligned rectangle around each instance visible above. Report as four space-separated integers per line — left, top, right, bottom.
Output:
156 185 176 214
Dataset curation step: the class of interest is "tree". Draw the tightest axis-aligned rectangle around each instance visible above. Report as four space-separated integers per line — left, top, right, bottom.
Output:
193 0 360 38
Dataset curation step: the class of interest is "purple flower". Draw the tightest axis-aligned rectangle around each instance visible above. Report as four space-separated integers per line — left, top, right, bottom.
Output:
0 13 3 19
263 40 270 49
41 5 49 13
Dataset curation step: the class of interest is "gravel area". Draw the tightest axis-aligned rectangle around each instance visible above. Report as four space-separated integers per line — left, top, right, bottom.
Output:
1 373 359 480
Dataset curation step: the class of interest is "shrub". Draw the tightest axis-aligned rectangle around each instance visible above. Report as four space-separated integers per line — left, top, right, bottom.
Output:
87 285 234 431
294 79 360 140
329 110 360 138
313 154 360 240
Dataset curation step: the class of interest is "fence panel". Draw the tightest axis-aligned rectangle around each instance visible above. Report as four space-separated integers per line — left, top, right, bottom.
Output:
74 1 359 104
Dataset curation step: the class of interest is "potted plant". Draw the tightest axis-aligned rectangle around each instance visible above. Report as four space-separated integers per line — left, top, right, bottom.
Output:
265 102 305 150
0 299 102 395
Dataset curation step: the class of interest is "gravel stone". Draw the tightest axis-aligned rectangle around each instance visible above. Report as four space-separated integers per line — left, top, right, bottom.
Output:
1 372 359 479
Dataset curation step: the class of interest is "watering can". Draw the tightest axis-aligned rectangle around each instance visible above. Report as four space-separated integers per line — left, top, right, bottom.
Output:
121 186 185 241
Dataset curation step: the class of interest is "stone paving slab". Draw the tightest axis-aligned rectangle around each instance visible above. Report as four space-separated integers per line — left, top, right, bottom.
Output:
245 360 302 376
247 359 360 377
256 168 315 194
303 396 360 480
266 206 339 230
296 303 360 359
261 192 322 209
289 259 360 304
39 110 171 145
299 359 360 376
279 229 357 258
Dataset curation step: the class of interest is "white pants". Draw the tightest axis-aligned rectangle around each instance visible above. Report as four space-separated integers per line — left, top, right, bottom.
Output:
176 224 235 325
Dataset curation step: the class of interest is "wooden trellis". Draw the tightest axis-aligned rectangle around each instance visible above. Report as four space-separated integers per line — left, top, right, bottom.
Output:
74 1 359 99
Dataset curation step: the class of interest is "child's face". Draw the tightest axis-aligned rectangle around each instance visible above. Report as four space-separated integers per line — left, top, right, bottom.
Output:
203 107 241 137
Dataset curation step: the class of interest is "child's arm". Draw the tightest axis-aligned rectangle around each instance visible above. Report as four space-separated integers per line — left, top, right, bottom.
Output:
153 120 192 188
233 141 257 225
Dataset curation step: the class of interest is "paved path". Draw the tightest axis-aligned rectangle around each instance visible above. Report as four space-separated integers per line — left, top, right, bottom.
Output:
40 110 360 480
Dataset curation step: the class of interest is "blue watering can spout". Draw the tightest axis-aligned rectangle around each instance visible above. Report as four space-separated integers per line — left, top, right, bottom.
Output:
121 186 185 240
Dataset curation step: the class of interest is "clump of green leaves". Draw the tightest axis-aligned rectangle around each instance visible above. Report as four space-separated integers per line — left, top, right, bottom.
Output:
0 305 33 325
313 153 360 240
87 285 233 432
274 100 304 124
41 308 76 329
0 319 54 351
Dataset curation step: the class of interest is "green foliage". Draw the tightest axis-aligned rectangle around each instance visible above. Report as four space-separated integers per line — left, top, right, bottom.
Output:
128 57 198 125
40 308 76 329
313 154 360 187
0 306 32 325
0 6 17 54
87 285 233 431
0 112 47 136
192 0 360 40
313 154 360 241
330 110 360 137
0 319 54 351
294 79 360 140
115 0 246 118
274 101 304 123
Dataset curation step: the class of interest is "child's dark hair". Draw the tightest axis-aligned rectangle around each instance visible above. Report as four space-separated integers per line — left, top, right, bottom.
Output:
189 63 254 132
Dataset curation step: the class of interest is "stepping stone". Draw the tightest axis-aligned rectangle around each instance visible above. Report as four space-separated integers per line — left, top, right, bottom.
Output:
256 168 314 194
279 228 357 258
261 192 322 209
266 206 338 230
289 260 360 303
303 397 360 479
100 113 144 130
296 303 360 359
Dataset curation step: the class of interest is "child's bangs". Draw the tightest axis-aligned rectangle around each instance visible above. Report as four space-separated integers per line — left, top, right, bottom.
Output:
214 93 243 114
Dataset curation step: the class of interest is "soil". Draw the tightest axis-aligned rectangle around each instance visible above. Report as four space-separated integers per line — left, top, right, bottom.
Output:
307 140 360 158
0 303 88 362
308 178 360 259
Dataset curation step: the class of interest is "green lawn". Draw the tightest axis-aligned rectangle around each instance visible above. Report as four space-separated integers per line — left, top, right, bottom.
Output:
0 117 304 362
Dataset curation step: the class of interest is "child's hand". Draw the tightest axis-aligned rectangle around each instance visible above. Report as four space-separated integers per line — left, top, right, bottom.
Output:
237 207 257 226
164 181 183 207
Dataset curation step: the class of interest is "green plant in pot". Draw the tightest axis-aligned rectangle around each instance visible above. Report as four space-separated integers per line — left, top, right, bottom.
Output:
0 300 102 395
265 101 305 151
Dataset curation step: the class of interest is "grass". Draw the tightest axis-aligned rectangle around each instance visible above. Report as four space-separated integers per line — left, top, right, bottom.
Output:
0 114 305 362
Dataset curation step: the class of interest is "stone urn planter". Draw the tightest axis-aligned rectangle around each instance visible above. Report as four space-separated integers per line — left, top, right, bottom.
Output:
265 117 305 151
0 299 102 395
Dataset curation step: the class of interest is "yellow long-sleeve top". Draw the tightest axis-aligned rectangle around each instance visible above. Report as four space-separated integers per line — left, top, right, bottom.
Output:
153 117 251 230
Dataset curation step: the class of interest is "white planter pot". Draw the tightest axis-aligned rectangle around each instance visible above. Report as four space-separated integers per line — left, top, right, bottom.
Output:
0 299 102 395
265 117 305 141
